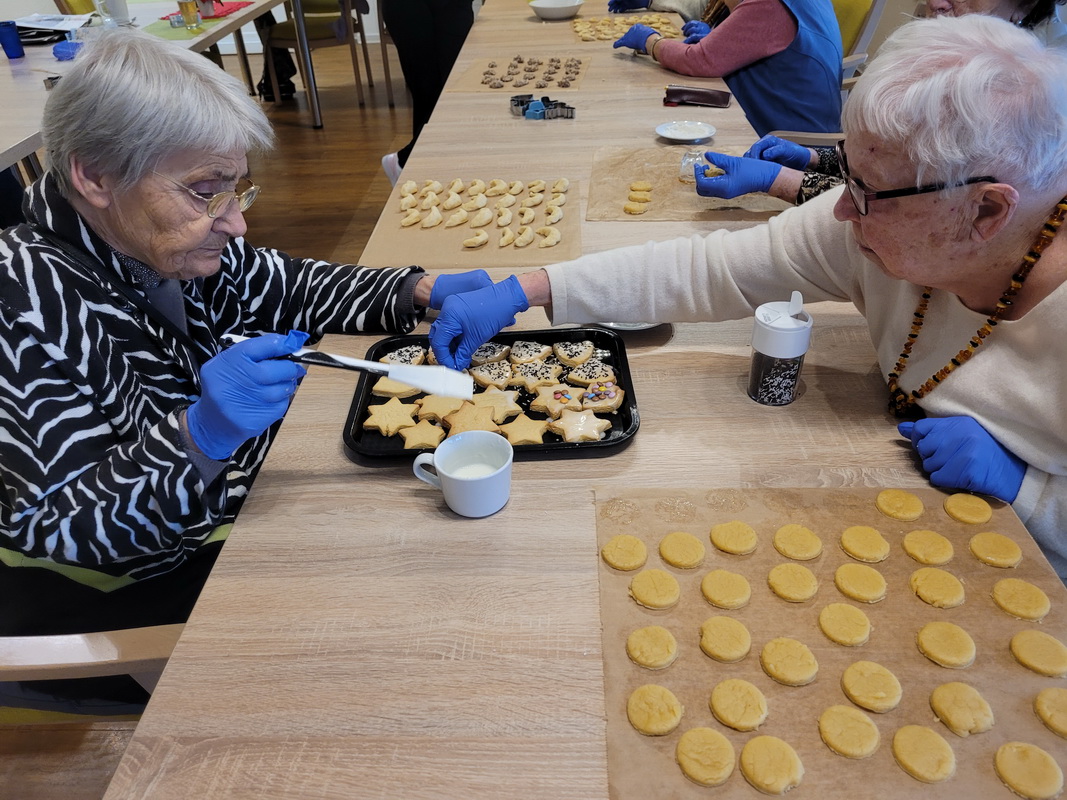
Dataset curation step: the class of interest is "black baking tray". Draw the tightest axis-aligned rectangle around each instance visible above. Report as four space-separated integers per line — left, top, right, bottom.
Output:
343 327 639 465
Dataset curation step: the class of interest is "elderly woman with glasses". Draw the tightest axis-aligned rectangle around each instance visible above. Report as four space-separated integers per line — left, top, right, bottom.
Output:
0 30 489 643
428 14 1067 582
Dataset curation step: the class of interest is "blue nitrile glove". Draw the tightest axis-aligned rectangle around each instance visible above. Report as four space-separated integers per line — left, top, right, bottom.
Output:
429 276 530 370
187 331 310 460
898 416 1026 503
608 0 649 10
693 151 782 199
744 135 814 170
682 20 710 43
428 269 493 310
613 23 659 52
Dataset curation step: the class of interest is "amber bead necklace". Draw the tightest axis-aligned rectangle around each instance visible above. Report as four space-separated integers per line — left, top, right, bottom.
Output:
887 195 1067 417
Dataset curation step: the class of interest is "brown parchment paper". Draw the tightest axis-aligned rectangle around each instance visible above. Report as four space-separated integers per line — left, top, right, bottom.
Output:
586 146 793 222
451 53 591 93
573 14 683 43
362 177 581 268
594 487 1067 800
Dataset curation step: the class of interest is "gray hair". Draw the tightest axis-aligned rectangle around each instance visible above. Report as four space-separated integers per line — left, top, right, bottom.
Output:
43 28 274 198
843 15 1067 191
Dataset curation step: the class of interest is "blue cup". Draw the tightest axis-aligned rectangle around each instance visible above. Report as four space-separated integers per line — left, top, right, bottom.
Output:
0 21 25 59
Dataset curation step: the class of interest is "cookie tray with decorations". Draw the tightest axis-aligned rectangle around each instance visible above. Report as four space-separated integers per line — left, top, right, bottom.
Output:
342 327 640 465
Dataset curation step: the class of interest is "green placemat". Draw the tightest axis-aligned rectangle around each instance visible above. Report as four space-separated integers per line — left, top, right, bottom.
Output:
142 17 224 40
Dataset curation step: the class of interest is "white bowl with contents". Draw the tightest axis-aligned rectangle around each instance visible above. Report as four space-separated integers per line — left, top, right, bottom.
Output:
529 0 584 21
655 120 717 143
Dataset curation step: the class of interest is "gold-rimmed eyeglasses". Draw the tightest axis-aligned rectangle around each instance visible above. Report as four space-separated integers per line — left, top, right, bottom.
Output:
835 140 995 216
152 170 261 219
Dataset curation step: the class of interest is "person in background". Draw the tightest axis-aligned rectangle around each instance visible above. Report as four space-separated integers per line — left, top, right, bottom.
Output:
611 0 843 137
0 30 488 666
927 0 1066 46
429 15 1067 583
609 0 728 29
380 0 475 185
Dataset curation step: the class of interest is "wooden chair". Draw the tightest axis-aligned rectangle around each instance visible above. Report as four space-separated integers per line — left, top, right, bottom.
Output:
263 0 375 107
374 0 396 107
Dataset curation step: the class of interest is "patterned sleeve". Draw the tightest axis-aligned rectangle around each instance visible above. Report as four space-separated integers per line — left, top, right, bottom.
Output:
795 147 844 205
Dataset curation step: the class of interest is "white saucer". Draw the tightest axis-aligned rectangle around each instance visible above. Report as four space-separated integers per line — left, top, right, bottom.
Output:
655 120 716 143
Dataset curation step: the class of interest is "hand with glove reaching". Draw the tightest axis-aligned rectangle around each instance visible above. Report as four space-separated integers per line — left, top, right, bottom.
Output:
186 330 309 460
428 269 493 310
613 23 659 53
607 0 649 11
693 151 782 199
681 20 710 43
429 275 530 370
897 416 1026 502
743 135 816 170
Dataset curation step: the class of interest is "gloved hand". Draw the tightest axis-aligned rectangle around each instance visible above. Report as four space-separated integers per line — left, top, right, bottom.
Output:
428 269 493 310
744 135 815 170
613 23 659 52
187 331 310 460
693 151 782 199
429 275 530 370
898 416 1026 502
682 20 710 43
607 0 649 11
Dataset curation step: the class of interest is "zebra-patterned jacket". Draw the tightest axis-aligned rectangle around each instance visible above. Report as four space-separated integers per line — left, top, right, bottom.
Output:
0 176 425 588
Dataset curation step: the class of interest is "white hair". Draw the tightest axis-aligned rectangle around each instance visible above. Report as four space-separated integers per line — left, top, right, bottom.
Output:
843 15 1067 191
42 28 274 198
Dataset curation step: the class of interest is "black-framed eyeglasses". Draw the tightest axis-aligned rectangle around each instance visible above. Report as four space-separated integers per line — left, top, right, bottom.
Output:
835 140 996 216
152 170 261 219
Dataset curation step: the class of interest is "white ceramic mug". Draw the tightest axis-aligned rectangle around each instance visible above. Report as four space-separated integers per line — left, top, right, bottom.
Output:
412 430 513 517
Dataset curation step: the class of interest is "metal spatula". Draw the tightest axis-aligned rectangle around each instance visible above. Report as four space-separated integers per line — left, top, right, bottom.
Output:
221 335 473 399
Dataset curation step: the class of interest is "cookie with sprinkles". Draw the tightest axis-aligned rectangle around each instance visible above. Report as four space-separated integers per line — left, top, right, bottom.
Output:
470 342 511 366
509 340 553 364
379 344 426 365
469 360 513 389
581 380 624 413
553 339 594 367
508 360 563 392
530 383 583 418
567 358 616 387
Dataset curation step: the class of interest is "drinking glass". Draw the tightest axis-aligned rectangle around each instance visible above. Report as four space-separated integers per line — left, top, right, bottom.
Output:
678 147 706 184
177 0 201 30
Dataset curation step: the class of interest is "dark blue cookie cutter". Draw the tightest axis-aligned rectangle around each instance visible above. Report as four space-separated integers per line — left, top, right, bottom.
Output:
511 95 575 120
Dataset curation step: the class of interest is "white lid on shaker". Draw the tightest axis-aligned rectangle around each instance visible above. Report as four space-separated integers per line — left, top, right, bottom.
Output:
751 291 813 360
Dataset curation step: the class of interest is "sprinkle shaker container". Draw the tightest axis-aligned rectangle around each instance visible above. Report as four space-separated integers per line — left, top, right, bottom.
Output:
747 293 813 406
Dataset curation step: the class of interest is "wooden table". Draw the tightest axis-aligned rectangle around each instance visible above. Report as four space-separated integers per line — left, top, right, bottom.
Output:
101 4 993 798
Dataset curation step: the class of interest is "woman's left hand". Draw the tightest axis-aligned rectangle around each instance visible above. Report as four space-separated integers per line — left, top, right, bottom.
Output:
681 20 710 43
898 416 1026 502
428 269 493 310
613 23 659 53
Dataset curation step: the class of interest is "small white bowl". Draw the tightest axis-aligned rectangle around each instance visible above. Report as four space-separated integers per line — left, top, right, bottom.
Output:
529 0 584 21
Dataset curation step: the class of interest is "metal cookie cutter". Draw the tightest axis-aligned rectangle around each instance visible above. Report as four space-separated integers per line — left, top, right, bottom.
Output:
511 94 576 120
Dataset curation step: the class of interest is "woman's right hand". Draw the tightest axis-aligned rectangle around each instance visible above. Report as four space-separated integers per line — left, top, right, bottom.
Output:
429 276 530 370
743 135 816 170
681 20 710 43
694 152 782 199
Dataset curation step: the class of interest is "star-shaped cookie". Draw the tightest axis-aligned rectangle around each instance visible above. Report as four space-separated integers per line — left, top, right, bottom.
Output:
416 393 467 423
498 413 550 445
399 419 446 450
469 386 523 424
529 383 583 418
443 402 500 435
363 396 417 436
548 409 611 442
508 360 562 392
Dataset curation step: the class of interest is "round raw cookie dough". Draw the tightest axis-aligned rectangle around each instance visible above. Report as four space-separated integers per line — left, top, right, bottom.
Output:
739 735 804 795
840 525 890 563
841 660 902 713
629 568 680 609
760 637 819 686
944 492 993 524
835 563 887 603
601 534 647 570
910 567 965 609
818 704 880 758
994 741 1064 800
903 529 954 565
819 602 871 646
917 621 976 669
930 682 994 737
626 684 684 736
699 616 751 663
701 568 751 609
710 520 758 555
993 578 1051 621
675 727 735 787
1010 629 1067 677
876 488 925 521
626 625 678 670
773 523 823 560
893 725 956 783
970 531 1022 568
710 677 768 731
768 562 819 603
1035 687 1067 738
659 530 706 568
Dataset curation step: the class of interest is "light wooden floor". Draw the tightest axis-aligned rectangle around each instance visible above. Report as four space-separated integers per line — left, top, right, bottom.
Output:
0 43 411 800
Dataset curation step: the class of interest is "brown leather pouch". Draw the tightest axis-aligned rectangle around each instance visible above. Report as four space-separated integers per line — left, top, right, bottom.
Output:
663 85 732 108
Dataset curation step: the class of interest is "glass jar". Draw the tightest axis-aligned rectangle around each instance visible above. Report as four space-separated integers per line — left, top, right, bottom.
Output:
678 147 706 184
